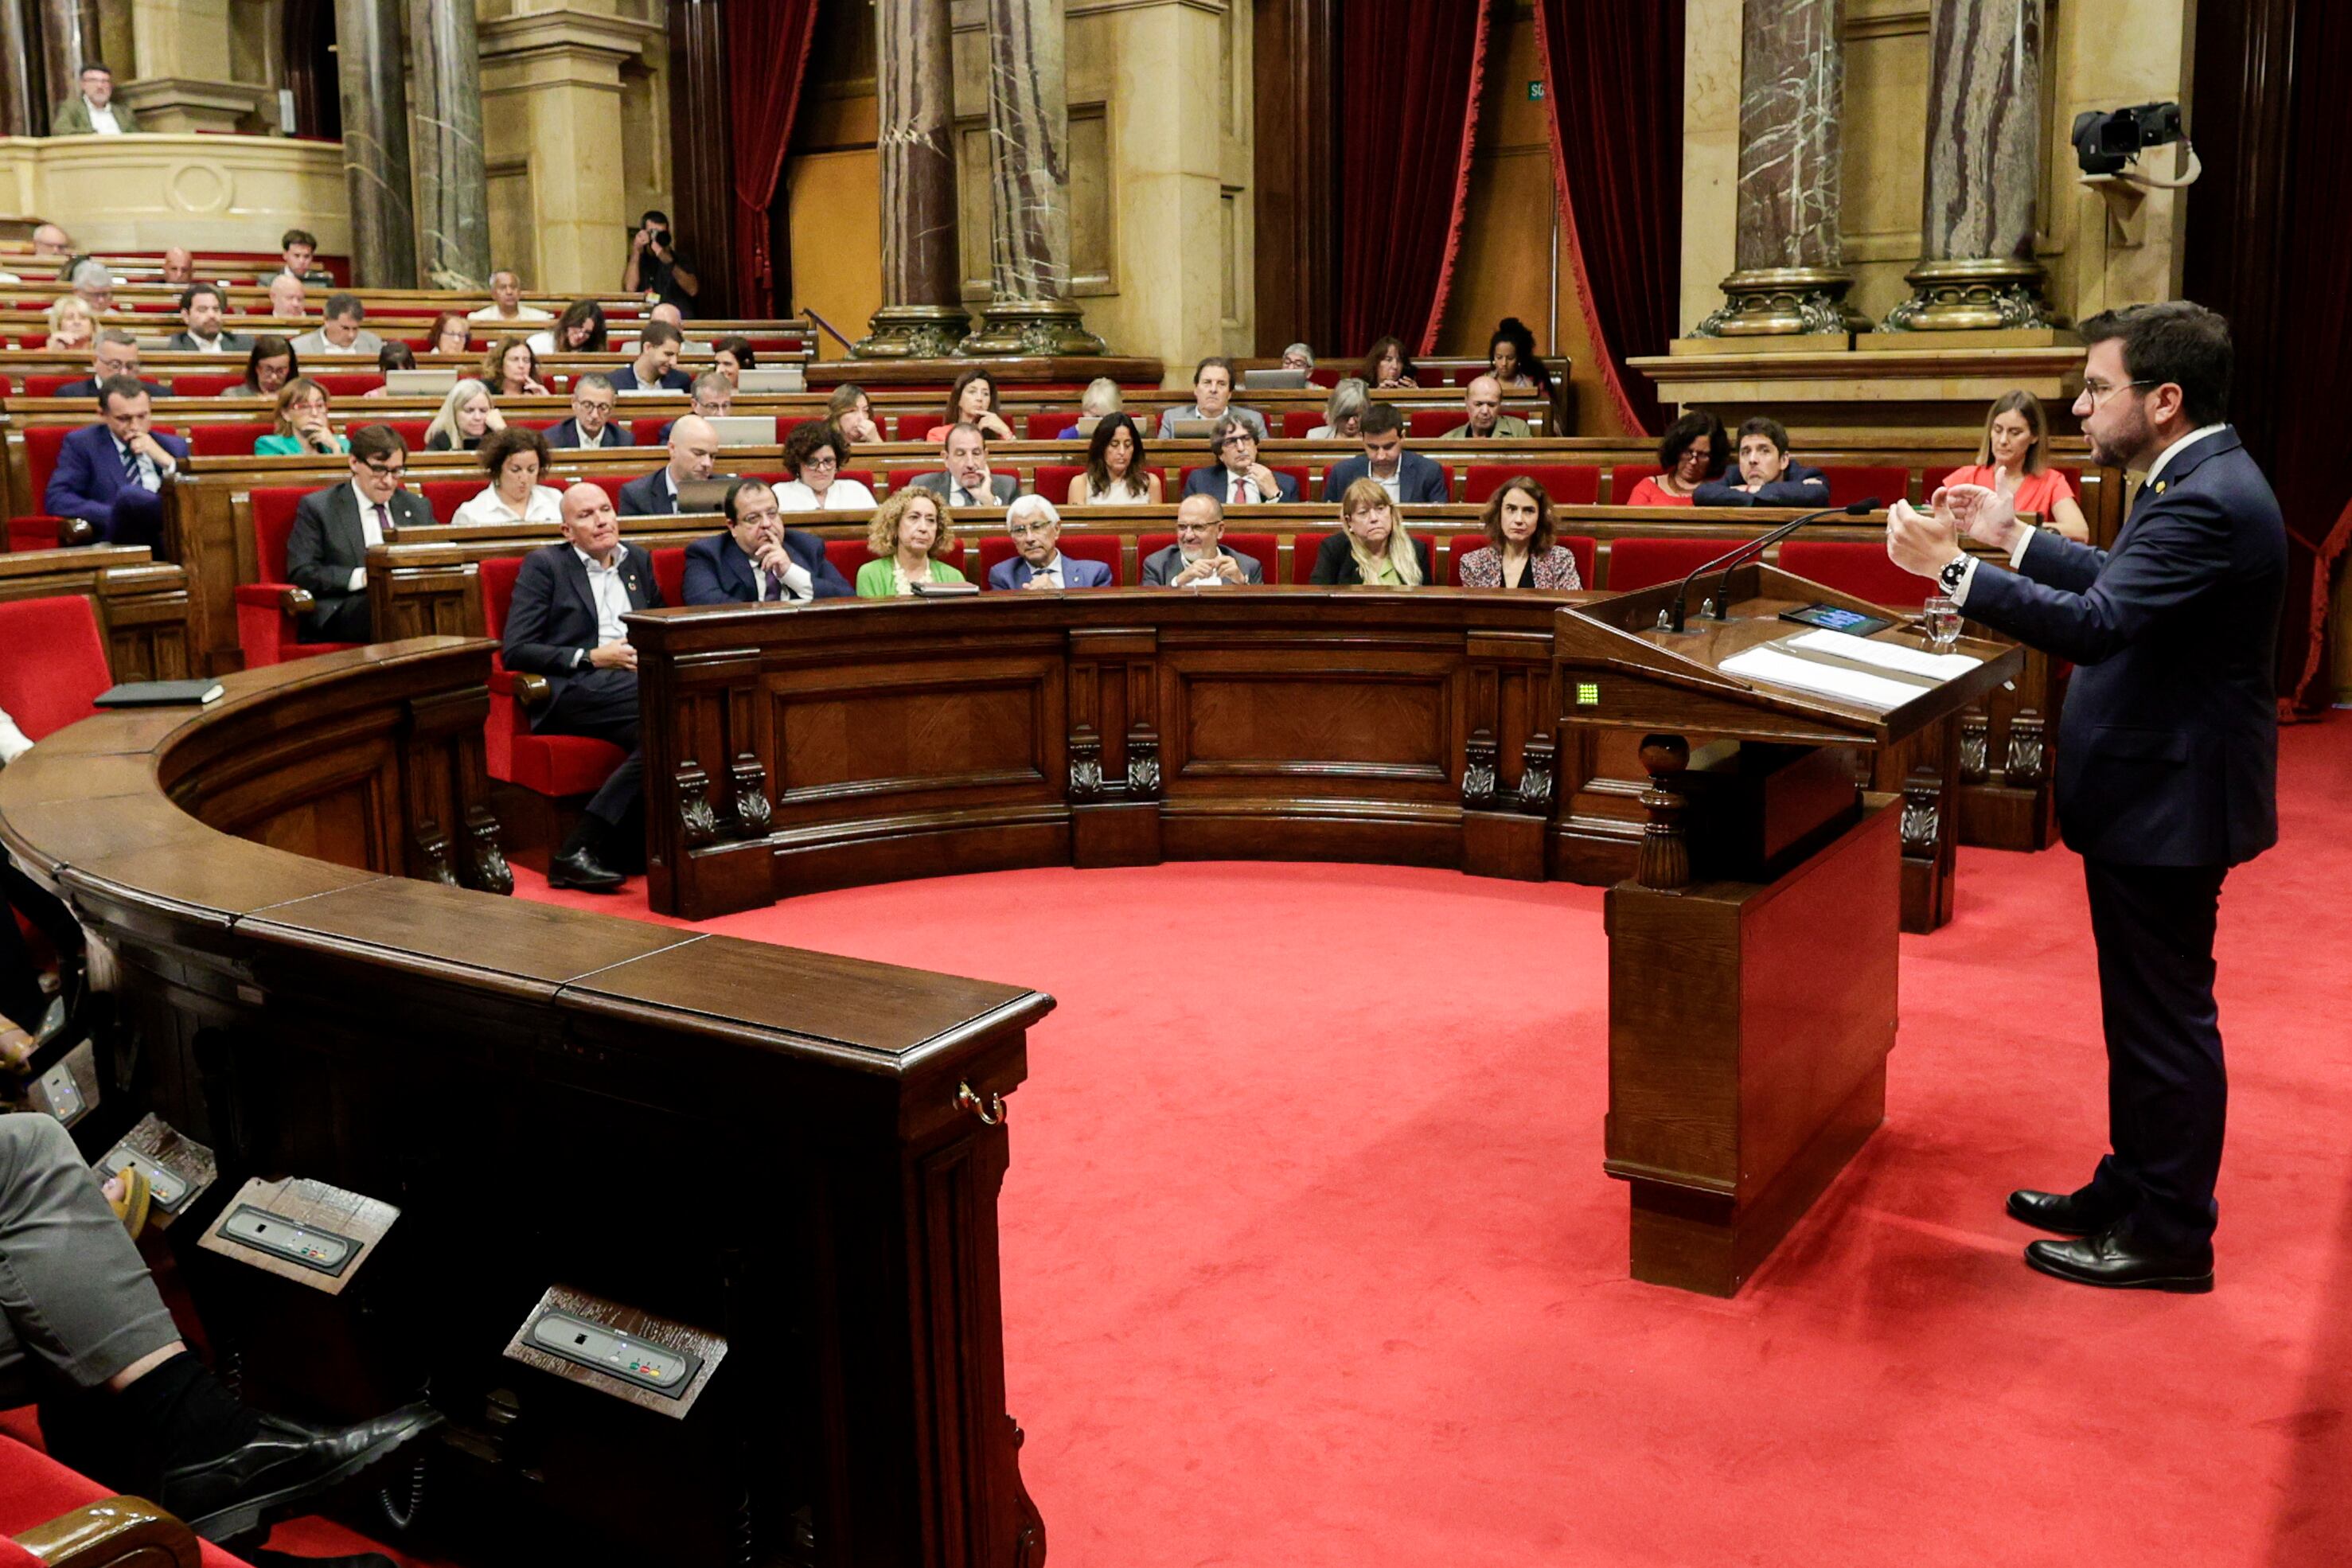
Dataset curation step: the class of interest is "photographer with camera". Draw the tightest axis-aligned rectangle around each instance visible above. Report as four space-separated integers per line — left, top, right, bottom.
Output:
622 209 700 317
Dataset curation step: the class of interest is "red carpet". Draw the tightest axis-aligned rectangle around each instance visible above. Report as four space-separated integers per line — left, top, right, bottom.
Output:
516 716 2352 1567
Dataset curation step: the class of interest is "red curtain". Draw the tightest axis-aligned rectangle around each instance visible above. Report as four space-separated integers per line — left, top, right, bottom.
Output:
1534 0 1684 435
726 0 823 319
1333 1 1492 358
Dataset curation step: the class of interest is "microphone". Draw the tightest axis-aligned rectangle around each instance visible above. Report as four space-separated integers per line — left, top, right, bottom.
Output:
1658 497 1882 634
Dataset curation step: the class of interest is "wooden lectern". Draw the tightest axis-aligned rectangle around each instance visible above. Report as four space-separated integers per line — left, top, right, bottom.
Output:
1560 564 2022 1296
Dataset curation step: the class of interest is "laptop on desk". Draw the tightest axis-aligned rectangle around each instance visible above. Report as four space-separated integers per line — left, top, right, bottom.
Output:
1241 368 1309 390
705 415 777 447
734 366 805 392
673 477 739 513
385 369 458 396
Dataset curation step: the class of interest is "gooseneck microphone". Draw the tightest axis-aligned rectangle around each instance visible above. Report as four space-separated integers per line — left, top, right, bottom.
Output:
1657 497 1882 634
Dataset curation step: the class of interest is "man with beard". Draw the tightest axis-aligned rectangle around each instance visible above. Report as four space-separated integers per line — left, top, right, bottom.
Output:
1886 301 2284 1293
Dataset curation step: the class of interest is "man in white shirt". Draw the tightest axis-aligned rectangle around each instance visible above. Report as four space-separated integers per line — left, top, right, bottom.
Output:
289 293 384 357
1140 495 1264 586
277 229 318 281
283 426 434 642
52 66 138 135
466 271 553 324
165 285 252 354
548 375 633 450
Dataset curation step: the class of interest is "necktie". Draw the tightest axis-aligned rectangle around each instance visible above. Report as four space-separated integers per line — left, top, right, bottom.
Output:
374 503 392 539
1231 477 1243 504
121 443 139 483
766 563 788 601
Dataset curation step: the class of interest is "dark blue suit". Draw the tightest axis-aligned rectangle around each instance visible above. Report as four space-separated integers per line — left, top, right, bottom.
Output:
1182 465 1301 504
501 540 665 828
1692 461 1830 507
1962 427 2284 1251
46 423 190 547
545 417 634 450
989 552 1114 590
1320 451 1450 505
681 529 853 605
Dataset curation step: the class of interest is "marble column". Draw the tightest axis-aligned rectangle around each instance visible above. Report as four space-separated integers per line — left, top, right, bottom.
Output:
1884 0 2055 330
959 0 1106 356
852 0 968 357
36 0 98 116
408 0 491 290
0 2 38 136
332 0 418 287
1690 0 1861 337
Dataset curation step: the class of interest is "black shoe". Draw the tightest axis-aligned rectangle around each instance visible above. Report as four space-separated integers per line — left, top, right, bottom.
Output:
158 1403 442 1543
249 1552 398 1568
2023 1229 2214 1293
546 846 625 891
2006 1188 2117 1236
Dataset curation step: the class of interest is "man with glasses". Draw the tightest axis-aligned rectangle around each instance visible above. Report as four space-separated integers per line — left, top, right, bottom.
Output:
56 330 170 400
681 479 853 605
991 496 1111 590
284 424 433 642
1141 494 1262 586
548 373 634 449
1183 414 1299 503
1887 300 2285 1294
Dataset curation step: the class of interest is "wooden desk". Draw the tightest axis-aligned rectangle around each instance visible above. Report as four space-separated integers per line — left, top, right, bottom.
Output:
0 638 1051 1567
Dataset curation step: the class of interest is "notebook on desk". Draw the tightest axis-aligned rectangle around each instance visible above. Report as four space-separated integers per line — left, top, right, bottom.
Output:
734 366 805 392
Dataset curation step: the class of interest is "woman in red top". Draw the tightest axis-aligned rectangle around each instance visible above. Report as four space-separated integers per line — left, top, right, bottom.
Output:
924 368 1016 443
1623 411 1729 505
1940 391 2088 540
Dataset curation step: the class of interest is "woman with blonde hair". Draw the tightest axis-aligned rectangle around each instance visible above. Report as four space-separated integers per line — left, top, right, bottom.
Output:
856 488 967 596
424 378 504 451
44 295 96 351
1457 477 1582 589
1309 478 1430 586
254 377 349 455
1940 391 2089 540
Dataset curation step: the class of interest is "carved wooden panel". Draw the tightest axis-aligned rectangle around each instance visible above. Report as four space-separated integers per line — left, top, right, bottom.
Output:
773 670 1059 802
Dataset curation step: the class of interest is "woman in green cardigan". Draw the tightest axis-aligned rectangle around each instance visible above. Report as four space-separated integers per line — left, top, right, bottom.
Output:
252 377 349 457
855 488 967 596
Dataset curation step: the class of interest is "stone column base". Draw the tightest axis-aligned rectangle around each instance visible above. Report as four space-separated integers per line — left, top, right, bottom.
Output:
1690 267 1869 338
1882 258 2060 332
116 77 279 135
852 304 973 360
959 297 1107 357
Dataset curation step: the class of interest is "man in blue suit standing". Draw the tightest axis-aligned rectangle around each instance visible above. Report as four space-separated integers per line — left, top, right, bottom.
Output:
1320 404 1449 505
989 496 1113 590
1888 301 2285 1293
46 378 189 548
681 479 854 605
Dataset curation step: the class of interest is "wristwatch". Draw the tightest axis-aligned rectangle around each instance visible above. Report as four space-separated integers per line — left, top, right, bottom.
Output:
1937 555 1969 595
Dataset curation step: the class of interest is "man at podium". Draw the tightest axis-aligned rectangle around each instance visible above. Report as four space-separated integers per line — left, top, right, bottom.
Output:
1886 301 2285 1294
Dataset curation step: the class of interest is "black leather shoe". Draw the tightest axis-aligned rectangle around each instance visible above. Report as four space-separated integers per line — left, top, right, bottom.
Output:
159 1403 442 1543
2006 1188 2116 1236
546 846 625 891
2023 1230 2214 1293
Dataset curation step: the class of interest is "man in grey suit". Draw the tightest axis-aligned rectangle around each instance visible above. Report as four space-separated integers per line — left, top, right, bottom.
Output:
1141 495 1263 587
288 292 384 357
162 285 251 355
618 415 721 516
283 426 434 643
911 423 1019 508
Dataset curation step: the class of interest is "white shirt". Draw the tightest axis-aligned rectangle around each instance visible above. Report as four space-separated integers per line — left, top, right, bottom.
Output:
187 332 228 353
1083 476 1150 505
1223 468 1264 505
774 478 876 512
1027 553 1067 587
114 435 170 493
1370 466 1404 505
470 303 552 322
451 483 564 529
0 704 31 766
88 101 121 135
574 545 632 646
525 330 557 355
949 475 996 508
345 480 396 591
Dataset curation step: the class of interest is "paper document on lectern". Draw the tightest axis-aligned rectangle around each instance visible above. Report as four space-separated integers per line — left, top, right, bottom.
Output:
1721 630 1983 712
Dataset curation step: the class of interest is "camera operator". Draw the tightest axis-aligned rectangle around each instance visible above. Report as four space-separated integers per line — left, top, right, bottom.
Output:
622 209 699 317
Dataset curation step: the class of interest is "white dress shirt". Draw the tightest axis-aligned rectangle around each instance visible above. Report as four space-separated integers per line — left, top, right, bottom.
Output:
470 303 552 322
0 704 32 766
1028 554 1067 587
345 479 395 591
774 478 877 512
452 483 564 529
186 333 228 353
574 546 633 646
526 330 557 355
1223 468 1263 505
88 101 121 135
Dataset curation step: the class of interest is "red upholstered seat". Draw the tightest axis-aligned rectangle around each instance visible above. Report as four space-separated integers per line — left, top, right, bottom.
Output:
0 374 11 396
1442 532 1597 587
478 552 626 797
311 372 382 397
191 422 275 458
975 533 1123 588
824 538 872 580
651 544 686 606
1563 534 1597 587
171 372 240 397
630 415 671 447
0 597 111 738
1032 465 1083 504
1407 408 1469 439
421 480 479 523
1026 412 1075 439
1289 531 1334 583
383 419 429 449
1609 462 1667 504
1307 366 1340 388
1137 531 1278 582
1463 464 1599 505
883 467 936 497
236 484 362 666
1283 409 1325 439
25 373 77 398
579 474 626 509
1602 536 1726 591
0 1420 252 1566
1776 540 1930 608
1818 465 1912 509
778 414 827 441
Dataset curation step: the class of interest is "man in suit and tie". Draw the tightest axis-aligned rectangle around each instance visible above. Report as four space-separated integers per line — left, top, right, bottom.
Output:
1141 495 1264 587
283 425 435 642
911 424 1020 508
991 496 1113 591
1181 415 1301 505
53 332 170 401
163 285 251 355
45 378 189 548
547 375 634 450
501 483 667 891
681 479 854 605
1887 301 2285 1293
1320 404 1450 505
618 415 720 516
1441 376 1533 440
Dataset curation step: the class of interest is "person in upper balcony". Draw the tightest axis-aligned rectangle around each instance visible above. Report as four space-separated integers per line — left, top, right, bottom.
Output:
51 64 139 135
1692 417 1830 507
1623 412 1730 506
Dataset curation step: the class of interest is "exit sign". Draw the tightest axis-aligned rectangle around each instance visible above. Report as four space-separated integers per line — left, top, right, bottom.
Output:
1528 80 1545 100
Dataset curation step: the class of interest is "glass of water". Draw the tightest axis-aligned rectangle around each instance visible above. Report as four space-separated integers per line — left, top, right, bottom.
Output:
1922 594 1963 653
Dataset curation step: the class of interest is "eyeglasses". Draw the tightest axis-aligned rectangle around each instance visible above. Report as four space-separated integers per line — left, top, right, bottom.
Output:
1008 520 1055 538
804 454 838 471
2078 378 2154 408
1219 434 1255 448
361 461 406 480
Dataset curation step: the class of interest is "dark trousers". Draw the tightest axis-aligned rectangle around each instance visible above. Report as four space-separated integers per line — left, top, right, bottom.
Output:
298 591 372 645
101 488 165 549
536 667 642 827
2079 857 2229 1252
0 856 80 1028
